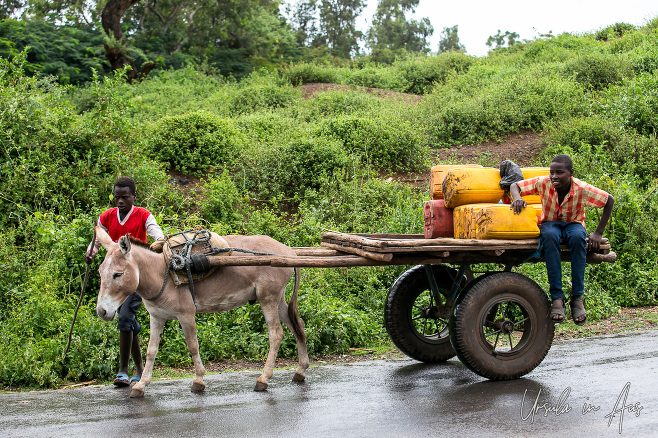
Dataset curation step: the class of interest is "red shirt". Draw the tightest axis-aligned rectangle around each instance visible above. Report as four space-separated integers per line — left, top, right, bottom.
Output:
99 206 152 243
516 176 609 227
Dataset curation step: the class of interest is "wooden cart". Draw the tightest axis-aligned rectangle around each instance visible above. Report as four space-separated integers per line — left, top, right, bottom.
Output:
204 232 616 381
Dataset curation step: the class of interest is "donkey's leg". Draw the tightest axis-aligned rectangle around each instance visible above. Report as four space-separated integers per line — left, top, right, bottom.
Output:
255 298 285 391
178 314 206 392
278 299 309 382
131 315 166 398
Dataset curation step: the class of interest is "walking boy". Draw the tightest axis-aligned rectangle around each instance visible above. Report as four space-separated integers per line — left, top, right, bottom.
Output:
85 177 164 386
510 155 614 325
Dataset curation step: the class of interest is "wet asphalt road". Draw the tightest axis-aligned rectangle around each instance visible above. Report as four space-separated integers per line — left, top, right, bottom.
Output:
2 330 657 438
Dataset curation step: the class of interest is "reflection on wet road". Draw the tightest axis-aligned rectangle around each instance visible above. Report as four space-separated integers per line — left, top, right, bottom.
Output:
2 330 657 437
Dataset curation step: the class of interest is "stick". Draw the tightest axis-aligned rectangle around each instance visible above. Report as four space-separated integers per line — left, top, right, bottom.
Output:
64 225 96 358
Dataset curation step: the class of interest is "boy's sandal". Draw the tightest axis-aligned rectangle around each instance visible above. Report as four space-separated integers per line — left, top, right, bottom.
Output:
130 376 140 387
570 297 587 326
113 373 130 387
550 298 566 322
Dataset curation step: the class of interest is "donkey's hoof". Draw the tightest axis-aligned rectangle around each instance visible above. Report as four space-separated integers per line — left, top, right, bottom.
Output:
191 381 206 392
254 381 268 392
130 387 145 398
292 372 306 383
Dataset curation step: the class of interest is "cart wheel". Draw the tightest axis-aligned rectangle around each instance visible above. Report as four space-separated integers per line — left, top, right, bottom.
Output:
385 265 465 363
450 272 554 380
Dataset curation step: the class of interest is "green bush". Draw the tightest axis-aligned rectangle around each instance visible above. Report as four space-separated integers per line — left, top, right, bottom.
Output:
392 52 476 94
600 73 658 137
229 70 301 114
198 170 245 230
565 53 632 90
630 31 658 74
319 113 427 171
306 89 381 117
425 64 586 145
282 62 343 85
148 111 245 173
594 23 637 41
242 136 353 199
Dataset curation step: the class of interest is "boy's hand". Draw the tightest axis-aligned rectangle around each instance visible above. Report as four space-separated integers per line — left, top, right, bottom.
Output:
84 251 95 264
510 199 527 215
587 232 603 251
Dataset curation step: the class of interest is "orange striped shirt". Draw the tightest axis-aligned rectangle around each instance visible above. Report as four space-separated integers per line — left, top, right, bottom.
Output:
516 176 609 227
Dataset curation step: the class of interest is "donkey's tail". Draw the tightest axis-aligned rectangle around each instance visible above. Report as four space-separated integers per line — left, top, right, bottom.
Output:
287 267 306 343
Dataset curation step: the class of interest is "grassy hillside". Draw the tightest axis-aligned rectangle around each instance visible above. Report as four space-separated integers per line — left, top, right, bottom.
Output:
2 18 658 388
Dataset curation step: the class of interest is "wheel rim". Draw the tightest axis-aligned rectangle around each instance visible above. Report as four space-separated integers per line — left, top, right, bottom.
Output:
408 288 451 344
477 295 535 357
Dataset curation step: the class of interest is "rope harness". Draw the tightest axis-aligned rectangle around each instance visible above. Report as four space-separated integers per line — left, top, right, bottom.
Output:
148 229 277 306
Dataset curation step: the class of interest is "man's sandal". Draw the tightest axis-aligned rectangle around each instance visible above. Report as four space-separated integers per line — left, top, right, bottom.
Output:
113 373 130 387
550 298 566 322
570 296 587 326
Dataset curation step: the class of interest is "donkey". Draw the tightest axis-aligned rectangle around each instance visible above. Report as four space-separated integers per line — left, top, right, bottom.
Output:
94 227 309 398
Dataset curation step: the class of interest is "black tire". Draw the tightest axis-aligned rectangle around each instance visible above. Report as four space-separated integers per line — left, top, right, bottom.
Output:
385 265 466 363
450 272 554 380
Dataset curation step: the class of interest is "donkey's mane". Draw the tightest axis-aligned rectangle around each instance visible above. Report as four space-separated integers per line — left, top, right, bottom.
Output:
128 235 156 252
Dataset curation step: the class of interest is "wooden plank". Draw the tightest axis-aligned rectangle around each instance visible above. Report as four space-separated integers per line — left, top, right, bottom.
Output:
293 247 341 256
320 242 393 262
323 232 609 249
321 232 389 249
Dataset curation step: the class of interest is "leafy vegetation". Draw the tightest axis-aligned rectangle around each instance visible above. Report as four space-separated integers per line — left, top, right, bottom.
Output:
2 14 658 389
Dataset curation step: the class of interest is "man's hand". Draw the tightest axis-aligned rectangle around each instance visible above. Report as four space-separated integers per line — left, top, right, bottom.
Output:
587 231 603 252
510 199 527 215
84 251 95 265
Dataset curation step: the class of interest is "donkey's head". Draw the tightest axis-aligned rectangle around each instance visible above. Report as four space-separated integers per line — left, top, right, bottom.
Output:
95 227 140 321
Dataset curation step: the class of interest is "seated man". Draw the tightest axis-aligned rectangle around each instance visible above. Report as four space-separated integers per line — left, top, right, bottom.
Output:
510 154 614 325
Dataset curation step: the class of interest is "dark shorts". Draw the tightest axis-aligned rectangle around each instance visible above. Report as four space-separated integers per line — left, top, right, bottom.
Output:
117 292 142 334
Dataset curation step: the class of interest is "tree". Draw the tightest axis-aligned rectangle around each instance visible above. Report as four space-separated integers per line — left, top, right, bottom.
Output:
486 29 520 49
316 0 365 59
366 0 433 61
438 25 464 53
101 0 156 81
285 0 320 47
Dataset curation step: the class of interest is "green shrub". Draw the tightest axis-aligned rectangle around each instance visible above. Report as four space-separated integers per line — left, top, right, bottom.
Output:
198 170 245 230
425 64 586 145
229 72 301 114
343 64 406 90
148 111 245 173
565 53 632 90
546 115 622 151
282 62 343 85
319 113 427 171
307 89 380 117
594 23 637 41
392 52 476 94
242 136 353 199
630 31 658 74
600 73 658 137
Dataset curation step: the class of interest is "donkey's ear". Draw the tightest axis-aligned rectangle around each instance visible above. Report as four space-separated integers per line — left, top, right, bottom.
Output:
118 234 132 256
96 226 113 249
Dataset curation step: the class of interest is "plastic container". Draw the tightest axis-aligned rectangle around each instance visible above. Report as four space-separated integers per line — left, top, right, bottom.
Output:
423 200 454 238
521 167 550 179
529 204 543 225
430 164 482 200
473 204 540 240
442 167 504 208
452 203 496 239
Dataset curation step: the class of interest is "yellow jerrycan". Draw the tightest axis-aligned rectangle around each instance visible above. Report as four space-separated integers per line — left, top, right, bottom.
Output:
453 203 497 239
430 164 483 200
442 167 504 208
473 204 540 239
